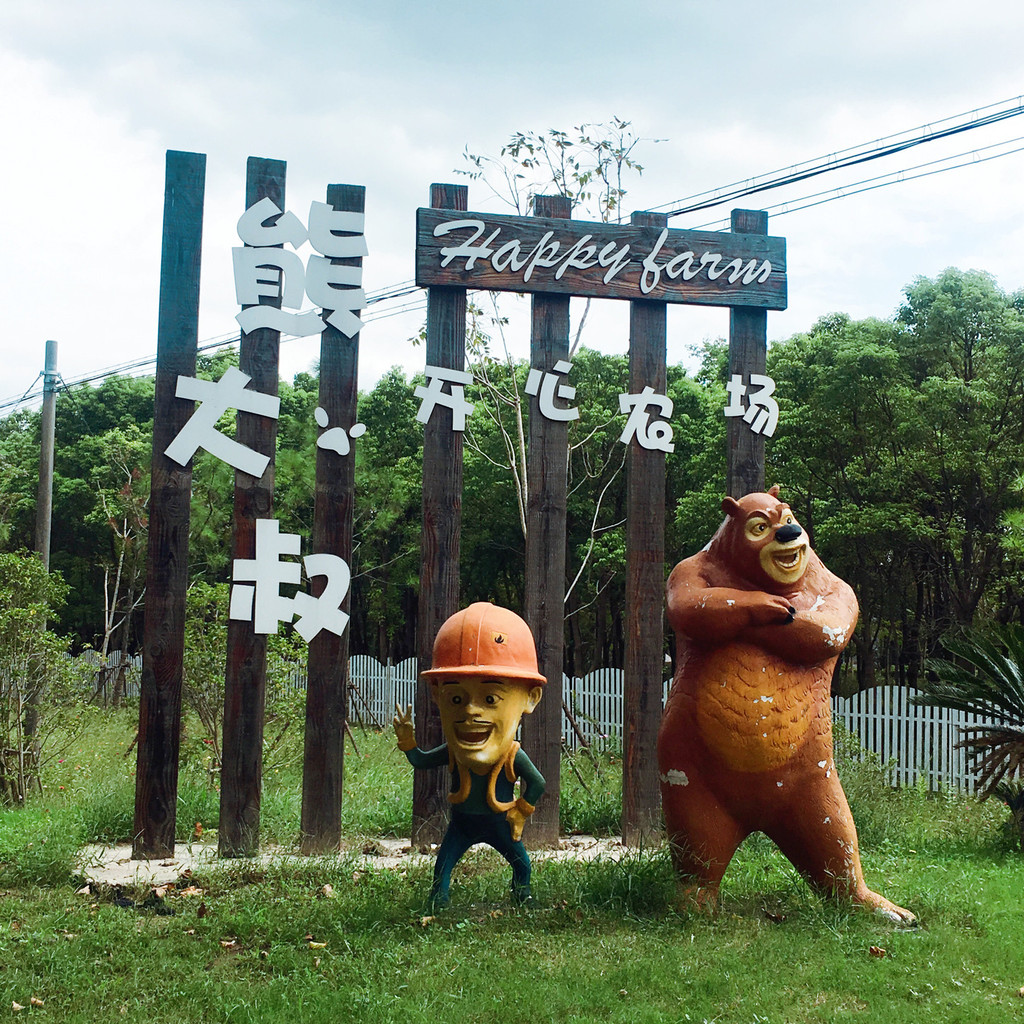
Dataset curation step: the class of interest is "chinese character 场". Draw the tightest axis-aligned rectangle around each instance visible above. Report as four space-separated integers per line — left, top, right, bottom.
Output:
164 366 280 477
232 197 367 339
524 359 580 422
228 518 351 643
414 365 475 431
618 386 675 453
724 373 779 437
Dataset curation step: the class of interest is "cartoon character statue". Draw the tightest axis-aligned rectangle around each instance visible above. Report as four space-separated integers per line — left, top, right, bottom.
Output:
393 602 545 908
658 487 915 923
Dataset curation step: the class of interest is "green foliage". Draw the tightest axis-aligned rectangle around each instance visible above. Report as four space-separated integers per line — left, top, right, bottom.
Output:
0 551 96 806
179 582 307 785
913 624 1024 845
458 118 656 222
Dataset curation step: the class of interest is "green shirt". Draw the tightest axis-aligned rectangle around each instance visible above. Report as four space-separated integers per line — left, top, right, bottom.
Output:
404 743 545 814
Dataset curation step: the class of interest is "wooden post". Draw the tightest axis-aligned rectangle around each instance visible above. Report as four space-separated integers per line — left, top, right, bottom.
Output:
300 183 364 854
412 182 467 847
622 212 669 846
522 193 571 848
726 209 769 497
134 150 205 859
219 157 285 858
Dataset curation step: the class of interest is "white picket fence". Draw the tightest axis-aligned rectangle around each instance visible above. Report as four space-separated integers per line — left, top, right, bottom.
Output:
78 653 1000 794
831 684 990 794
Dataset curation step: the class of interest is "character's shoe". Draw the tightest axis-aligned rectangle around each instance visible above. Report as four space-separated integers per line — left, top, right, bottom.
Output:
427 888 450 911
511 884 532 905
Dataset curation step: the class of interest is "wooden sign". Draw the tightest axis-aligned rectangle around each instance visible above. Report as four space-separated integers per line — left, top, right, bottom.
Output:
416 209 787 310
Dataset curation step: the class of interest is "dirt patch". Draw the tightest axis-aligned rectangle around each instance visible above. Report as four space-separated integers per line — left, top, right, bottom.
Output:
77 834 633 888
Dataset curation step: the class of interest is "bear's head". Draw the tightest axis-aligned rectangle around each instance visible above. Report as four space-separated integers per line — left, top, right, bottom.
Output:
709 486 810 592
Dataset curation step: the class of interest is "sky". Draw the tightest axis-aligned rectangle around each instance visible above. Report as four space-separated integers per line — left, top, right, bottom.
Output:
3 0 1024 409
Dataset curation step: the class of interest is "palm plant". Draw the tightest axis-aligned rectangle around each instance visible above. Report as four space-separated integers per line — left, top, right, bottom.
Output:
913 624 1024 848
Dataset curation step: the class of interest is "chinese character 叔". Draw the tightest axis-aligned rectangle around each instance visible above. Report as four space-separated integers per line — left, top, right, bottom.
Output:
228 518 350 643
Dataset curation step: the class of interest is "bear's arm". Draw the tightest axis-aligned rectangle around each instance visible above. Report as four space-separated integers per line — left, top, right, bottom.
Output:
744 575 858 665
667 555 795 644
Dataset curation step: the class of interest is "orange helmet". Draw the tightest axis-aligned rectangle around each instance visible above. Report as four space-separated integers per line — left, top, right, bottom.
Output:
422 602 546 685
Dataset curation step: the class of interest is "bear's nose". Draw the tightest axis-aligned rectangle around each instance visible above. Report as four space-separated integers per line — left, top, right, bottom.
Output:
775 523 803 543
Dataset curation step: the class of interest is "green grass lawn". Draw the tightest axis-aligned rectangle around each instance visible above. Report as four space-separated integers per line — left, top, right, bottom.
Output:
1 710 1022 1023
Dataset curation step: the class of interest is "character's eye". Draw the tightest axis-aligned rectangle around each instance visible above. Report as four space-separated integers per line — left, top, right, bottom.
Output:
783 514 794 525
750 521 769 535
485 694 499 705
450 694 463 705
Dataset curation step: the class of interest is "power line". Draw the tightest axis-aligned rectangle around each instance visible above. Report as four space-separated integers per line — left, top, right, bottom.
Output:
687 134 1024 231
654 94 1024 218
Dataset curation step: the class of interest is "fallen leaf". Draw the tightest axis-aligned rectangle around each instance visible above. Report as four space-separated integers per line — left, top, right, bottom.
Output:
308 941 327 949
152 886 168 900
76 885 91 896
12 1002 24 1012
869 946 887 958
322 884 336 897
1017 986 1024 998
419 916 435 928
179 886 204 897
193 822 203 839
30 998 44 1008
197 902 208 918
488 909 504 919
314 957 322 968
220 939 237 949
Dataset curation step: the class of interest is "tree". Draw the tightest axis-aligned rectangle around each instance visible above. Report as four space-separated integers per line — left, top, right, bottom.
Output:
0 551 83 805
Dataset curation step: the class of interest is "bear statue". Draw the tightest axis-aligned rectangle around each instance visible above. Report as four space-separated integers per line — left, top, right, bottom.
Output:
657 486 915 923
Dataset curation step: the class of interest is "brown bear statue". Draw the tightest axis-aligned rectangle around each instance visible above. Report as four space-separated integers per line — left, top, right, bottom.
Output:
658 487 914 923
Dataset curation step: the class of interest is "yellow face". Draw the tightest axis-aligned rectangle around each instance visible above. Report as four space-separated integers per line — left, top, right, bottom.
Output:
431 675 542 771
746 508 809 586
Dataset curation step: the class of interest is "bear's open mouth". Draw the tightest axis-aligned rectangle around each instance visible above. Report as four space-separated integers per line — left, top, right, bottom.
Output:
772 546 805 571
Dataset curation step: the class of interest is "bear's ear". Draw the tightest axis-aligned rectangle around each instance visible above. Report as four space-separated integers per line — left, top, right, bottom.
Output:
721 496 742 518
768 484 781 498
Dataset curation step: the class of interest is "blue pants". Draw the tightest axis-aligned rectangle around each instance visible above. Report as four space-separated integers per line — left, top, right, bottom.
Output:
431 811 532 903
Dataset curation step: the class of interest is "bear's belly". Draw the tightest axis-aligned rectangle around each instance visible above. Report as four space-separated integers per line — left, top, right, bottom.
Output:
692 644 817 772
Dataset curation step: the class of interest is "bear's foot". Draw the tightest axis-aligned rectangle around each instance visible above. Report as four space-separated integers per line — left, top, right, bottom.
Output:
673 881 720 916
855 887 916 925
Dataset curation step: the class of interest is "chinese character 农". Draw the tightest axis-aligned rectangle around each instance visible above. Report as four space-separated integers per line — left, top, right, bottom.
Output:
618 386 675 453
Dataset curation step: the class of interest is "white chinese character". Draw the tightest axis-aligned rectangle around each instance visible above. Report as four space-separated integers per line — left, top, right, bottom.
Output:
314 407 367 457
229 519 302 633
293 553 351 643
618 386 675 453
724 373 778 437
414 365 475 431
231 198 367 338
228 520 352 642
164 366 280 477
524 359 580 422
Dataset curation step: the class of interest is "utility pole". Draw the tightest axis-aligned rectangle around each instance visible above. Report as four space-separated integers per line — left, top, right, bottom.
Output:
25 339 58 744
34 340 58 570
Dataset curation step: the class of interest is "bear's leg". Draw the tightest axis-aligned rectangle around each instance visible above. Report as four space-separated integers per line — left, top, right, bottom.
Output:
767 775 916 924
662 779 747 914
